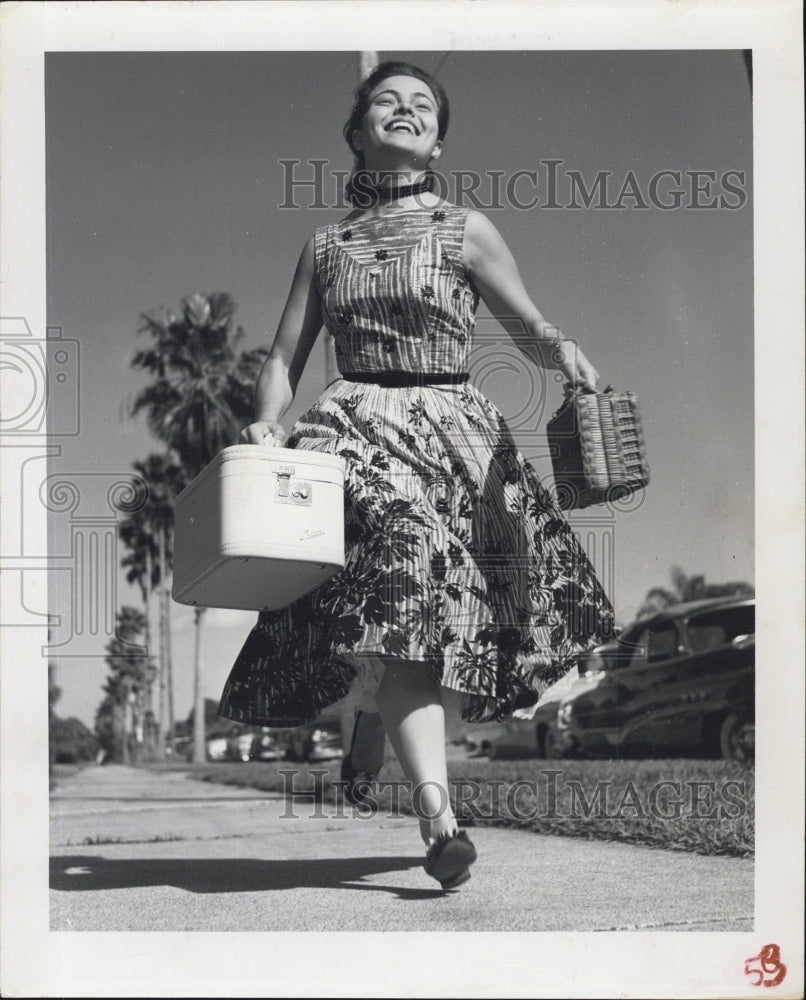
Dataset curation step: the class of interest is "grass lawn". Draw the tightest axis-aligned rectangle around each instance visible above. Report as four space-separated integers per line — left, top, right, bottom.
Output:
166 754 754 859
49 761 87 792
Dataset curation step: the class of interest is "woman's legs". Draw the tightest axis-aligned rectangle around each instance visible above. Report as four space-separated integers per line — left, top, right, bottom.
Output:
346 710 386 774
373 658 457 846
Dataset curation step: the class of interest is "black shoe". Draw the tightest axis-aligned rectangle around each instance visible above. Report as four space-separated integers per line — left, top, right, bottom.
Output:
424 829 477 890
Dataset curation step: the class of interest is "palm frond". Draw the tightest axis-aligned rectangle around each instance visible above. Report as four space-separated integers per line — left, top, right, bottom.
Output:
130 291 263 480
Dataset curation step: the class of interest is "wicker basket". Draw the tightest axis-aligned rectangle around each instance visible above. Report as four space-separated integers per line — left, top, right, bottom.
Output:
547 384 650 510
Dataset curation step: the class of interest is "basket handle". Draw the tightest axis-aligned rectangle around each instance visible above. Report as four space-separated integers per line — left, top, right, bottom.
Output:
562 381 613 398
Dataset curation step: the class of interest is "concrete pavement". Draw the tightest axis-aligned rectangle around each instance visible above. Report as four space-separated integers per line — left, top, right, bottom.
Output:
50 764 753 933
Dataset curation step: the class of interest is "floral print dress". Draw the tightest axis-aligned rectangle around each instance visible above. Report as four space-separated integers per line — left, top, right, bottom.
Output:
218 206 615 726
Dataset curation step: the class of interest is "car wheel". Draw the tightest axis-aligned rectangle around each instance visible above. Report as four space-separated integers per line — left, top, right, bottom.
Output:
719 713 754 763
479 740 493 758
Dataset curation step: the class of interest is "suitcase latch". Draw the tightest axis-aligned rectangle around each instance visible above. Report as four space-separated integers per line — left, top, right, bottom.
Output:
275 470 312 505
276 469 292 498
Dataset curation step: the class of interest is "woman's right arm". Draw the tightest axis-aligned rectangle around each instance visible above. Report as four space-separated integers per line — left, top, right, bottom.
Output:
240 236 323 446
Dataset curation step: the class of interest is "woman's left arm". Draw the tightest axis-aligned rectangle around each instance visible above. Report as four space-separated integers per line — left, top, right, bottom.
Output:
463 210 600 391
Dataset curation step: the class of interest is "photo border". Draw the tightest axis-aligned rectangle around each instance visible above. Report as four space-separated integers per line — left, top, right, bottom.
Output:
1 2 803 997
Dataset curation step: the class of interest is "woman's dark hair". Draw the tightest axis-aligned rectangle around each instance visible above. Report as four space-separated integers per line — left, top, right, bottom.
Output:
343 60 450 189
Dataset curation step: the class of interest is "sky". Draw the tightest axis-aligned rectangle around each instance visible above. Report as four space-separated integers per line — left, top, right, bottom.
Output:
43 49 754 727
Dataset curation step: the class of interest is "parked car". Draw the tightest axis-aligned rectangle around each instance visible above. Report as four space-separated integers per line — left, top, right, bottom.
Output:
167 735 193 761
463 648 611 759
286 720 344 762
250 727 290 762
201 725 292 763
205 734 230 761
227 729 257 763
469 699 563 760
556 597 755 761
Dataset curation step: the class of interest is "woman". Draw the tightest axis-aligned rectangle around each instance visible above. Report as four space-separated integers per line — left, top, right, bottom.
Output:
219 61 615 889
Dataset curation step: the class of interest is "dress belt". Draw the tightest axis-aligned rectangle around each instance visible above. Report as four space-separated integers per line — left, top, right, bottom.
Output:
341 371 469 388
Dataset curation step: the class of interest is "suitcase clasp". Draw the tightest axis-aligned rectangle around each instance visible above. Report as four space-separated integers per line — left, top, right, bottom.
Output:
275 467 312 506
275 466 295 498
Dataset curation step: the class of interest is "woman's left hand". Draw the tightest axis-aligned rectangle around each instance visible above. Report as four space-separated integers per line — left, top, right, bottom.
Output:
555 341 600 393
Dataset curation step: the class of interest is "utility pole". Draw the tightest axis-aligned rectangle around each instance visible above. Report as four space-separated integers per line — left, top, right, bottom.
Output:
334 52 380 749
358 51 378 83
192 606 205 763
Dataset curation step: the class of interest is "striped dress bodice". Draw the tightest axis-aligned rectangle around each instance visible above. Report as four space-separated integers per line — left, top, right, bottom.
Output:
313 205 479 375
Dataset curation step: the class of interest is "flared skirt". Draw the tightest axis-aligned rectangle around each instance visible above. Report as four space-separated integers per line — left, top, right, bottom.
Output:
218 378 616 726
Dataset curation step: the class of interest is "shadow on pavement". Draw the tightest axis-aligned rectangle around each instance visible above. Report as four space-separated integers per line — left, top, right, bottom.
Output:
50 854 445 900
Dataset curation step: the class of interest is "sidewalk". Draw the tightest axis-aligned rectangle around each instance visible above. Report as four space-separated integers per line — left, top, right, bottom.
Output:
50 764 753 933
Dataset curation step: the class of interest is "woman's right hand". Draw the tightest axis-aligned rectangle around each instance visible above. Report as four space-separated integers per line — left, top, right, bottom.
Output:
239 420 287 447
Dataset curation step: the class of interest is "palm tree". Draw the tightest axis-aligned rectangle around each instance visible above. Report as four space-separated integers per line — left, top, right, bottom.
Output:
130 292 268 763
48 654 61 774
637 566 754 618
119 514 158 755
131 293 266 478
119 453 186 758
98 606 150 763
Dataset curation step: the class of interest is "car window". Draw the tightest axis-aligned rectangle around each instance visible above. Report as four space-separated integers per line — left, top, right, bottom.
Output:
620 627 652 667
647 623 679 661
687 605 755 651
618 623 677 666
687 625 725 652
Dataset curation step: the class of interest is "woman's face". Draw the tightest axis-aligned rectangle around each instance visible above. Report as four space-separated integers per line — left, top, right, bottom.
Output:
353 74 442 169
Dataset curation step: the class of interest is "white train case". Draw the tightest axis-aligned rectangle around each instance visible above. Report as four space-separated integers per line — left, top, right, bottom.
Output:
172 445 346 612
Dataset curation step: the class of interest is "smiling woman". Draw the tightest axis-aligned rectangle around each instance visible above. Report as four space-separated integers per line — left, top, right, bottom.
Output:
342 61 450 204
216 59 616 891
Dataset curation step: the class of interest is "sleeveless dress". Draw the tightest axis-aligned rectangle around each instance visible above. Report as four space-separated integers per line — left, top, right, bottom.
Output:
218 206 615 726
